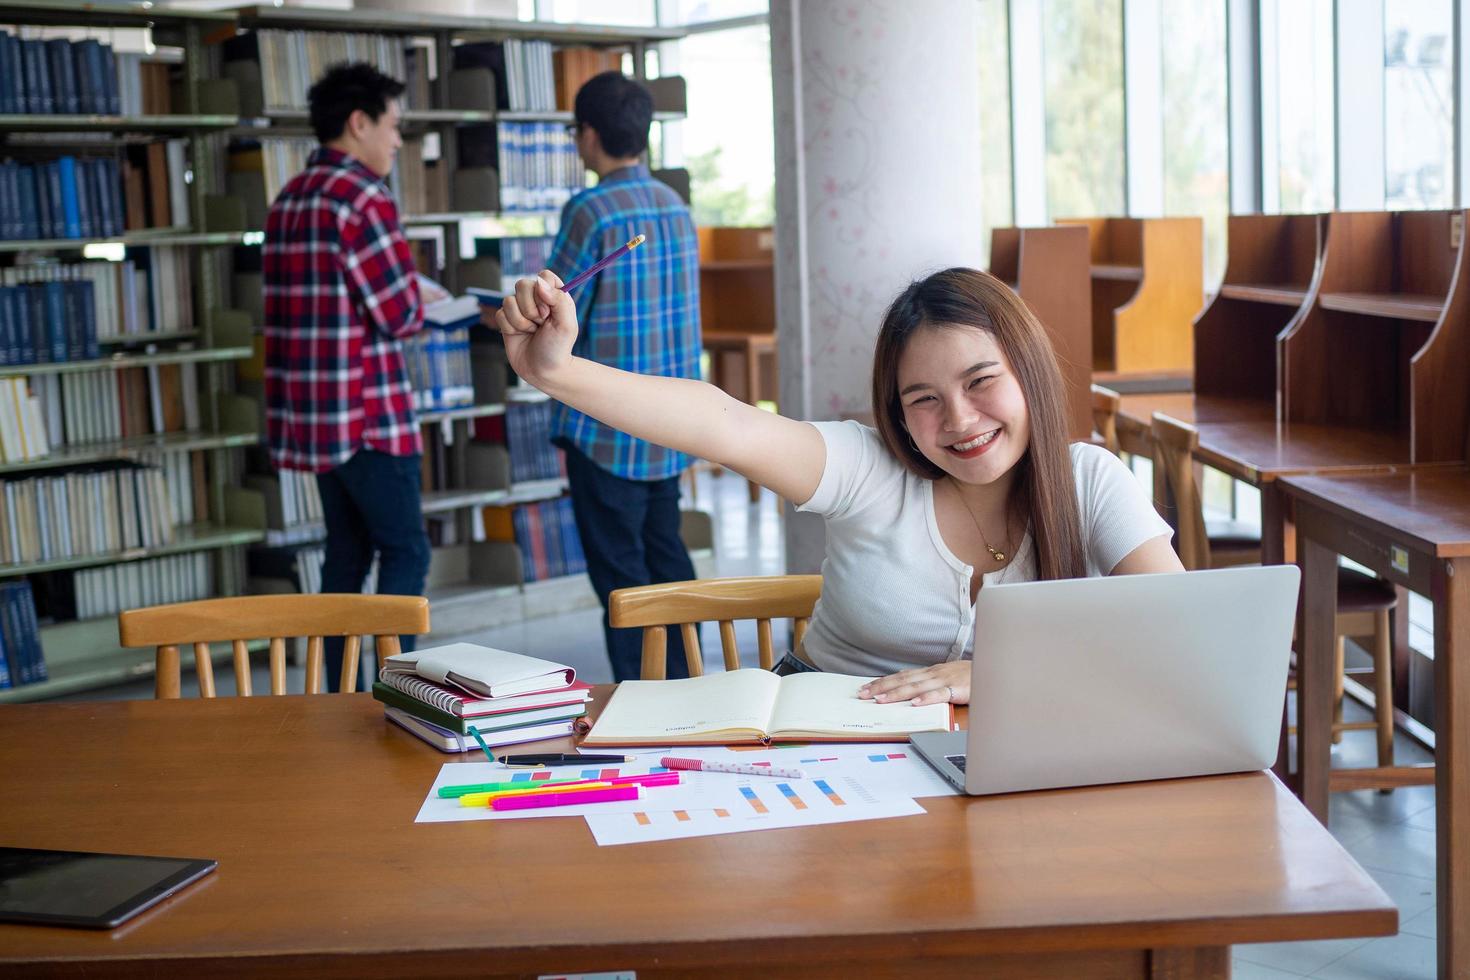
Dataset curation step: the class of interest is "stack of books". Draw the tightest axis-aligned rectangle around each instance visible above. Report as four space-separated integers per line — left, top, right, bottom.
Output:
372 642 592 754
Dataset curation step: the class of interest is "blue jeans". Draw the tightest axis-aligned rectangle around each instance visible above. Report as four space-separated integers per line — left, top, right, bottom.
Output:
315 449 431 693
562 444 697 682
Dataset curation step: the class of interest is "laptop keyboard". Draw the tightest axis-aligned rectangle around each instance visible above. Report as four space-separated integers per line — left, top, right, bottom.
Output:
945 754 967 772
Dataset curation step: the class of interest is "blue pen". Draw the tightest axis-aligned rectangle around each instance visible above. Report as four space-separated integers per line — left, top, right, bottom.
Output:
465 725 496 763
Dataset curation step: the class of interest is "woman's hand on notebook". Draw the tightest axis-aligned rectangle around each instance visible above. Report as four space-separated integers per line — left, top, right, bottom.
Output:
857 662 969 706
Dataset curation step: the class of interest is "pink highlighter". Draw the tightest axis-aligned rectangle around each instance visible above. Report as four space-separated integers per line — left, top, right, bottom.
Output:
491 784 641 811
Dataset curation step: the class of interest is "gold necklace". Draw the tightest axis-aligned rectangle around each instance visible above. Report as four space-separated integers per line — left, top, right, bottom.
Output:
950 478 1009 563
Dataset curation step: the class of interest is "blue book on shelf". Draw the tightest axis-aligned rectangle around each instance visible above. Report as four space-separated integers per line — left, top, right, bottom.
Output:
0 586 16 689
15 581 45 684
75 39 103 115
0 582 29 685
101 156 122 236
20 38 45 114
5 34 22 116
24 284 44 363
56 156 81 239
79 278 98 359
42 280 68 362
16 162 38 240
63 279 85 361
0 286 14 365
0 161 14 240
46 39 77 115
13 284 35 364
39 160 58 240
102 43 119 116
0 598 11 689
0 32 11 115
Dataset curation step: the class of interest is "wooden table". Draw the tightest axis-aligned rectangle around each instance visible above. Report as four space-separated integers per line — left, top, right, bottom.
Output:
1114 394 1273 458
1282 466 1470 977
0 694 1396 978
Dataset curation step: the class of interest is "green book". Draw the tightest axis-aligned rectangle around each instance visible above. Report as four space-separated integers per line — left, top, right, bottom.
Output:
371 681 586 736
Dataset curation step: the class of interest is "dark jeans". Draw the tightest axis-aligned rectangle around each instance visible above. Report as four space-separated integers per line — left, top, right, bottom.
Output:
315 449 431 693
563 444 697 682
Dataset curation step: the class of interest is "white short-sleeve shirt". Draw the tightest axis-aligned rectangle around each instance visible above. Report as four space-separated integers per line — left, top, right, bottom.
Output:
795 420 1174 676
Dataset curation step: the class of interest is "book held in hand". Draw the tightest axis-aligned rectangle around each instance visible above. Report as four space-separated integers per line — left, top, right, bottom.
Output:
580 668 953 746
381 642 575 700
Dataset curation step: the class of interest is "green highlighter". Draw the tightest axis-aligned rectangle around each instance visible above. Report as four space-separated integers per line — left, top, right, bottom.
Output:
438 778 582 798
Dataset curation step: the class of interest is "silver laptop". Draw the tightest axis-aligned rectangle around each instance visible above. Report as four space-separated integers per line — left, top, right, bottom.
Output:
910 565 1299 795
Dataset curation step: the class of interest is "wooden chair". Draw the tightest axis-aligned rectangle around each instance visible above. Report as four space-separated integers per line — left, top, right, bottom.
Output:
118 594 431 699
1150 413 1398 770
1090 383 1122 455
608 575 822 680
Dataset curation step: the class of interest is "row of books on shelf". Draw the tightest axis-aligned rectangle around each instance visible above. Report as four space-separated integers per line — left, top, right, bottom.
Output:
405 294 481 412
224 29 427 115
245 468 322 532
482 235 556 290
490 122 584 212
503 398 562 482
0 463 174 567
0 32 120 116
0 580 44 689
0 250 194 363
509 496 585 583
372 643 592 753
0 362 205 463
67 551 213 621
0 142 190 241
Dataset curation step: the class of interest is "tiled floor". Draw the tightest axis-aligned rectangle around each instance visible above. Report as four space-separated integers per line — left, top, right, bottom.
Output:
56 466 1440 978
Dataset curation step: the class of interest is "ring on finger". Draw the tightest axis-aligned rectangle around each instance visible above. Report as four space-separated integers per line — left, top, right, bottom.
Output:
944 685 954 702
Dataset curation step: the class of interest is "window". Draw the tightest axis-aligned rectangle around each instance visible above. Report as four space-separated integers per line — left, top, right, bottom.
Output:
1161 0 1227 287
670 23 773 226
1042 0 1124 219
1384 1 1452 209
1273 0 1333 212
535 0 656 26
978 0 1012 265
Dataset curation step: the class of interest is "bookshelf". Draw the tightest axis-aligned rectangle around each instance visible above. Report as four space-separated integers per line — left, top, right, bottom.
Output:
1281 209 1470 463
0 0 265 700
986 224 1092 440
220 6 704 641
1194 213 1322 405
1059 216 1204 389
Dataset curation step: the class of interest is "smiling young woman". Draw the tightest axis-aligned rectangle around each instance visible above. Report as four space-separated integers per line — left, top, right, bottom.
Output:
490 265 1182 707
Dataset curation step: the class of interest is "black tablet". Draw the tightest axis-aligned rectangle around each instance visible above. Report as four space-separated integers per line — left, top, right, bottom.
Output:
0 847 217 929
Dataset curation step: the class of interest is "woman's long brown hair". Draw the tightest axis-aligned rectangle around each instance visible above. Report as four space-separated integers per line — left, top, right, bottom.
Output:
870 267 1086 580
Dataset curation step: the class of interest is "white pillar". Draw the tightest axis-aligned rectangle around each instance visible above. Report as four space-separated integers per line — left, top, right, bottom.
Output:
771 0 984 572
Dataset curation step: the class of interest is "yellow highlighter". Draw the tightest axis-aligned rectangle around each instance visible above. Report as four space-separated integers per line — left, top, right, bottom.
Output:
458 781 614 808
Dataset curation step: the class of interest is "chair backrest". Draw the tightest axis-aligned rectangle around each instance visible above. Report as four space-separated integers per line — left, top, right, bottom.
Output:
118 594 431 698
1090 383 1122 455
608 575 823 680
1149 412 1210 570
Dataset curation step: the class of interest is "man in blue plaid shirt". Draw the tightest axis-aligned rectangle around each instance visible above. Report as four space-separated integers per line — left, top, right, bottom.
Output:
546 71 701 682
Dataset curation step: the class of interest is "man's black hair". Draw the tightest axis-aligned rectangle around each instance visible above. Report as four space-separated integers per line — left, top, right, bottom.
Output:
308 61 406 144
573 71 653 159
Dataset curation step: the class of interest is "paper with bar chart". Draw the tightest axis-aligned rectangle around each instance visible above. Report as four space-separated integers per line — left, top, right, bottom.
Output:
414 760 685 823
582 772 926 846
620 742 961 799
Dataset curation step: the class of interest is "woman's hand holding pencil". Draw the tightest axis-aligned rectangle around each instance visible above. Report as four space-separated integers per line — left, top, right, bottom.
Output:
489 234 645 391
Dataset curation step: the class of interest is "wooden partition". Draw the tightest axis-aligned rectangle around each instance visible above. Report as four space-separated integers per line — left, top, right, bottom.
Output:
988 225 1093 439
1195 213 1323 403
697 226 775 333
1060 216 1204 379
1281 209 1470 462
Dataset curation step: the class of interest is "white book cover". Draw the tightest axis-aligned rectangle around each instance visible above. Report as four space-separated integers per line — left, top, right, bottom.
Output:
381 642 576 700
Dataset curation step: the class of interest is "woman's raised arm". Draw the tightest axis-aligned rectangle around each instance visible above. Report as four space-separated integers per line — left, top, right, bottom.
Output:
494 271 828 505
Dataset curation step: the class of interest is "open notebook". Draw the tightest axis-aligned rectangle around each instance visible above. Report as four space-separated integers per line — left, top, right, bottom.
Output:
580 668 953 746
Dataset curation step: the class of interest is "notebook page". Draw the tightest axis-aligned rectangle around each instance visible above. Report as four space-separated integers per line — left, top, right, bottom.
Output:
583 668 782 742
768 672 951 738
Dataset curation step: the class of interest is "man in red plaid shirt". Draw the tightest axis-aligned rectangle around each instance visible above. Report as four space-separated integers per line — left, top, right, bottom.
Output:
263 62 437 691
